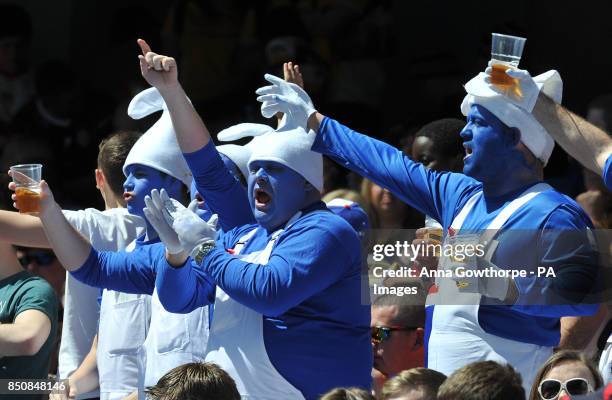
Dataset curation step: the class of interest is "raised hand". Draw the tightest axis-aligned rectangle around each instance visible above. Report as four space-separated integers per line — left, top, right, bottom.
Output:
137 38 178 92
483 61 540 112
255 73 316 130
8 171 55 215
283 62 304 89
144 190 183 255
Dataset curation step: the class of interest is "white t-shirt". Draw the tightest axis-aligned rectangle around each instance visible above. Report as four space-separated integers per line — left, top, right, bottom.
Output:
58 208 145 399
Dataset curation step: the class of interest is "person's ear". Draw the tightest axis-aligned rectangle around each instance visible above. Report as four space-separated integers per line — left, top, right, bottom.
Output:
95 169 105 190
506 127 521 147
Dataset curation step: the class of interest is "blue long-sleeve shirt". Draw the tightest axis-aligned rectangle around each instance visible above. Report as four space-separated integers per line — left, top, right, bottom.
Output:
183 141 255 231
156 201 372 399
70 141 253 294
312 116 599 346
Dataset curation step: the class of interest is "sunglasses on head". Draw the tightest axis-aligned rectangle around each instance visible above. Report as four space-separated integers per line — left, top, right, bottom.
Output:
538 378 592 399
371 325 417 344
18 250 56 267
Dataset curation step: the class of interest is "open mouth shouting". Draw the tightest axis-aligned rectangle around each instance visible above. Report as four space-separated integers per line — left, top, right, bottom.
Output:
254 187 272 211
195 192 206 207
463 143 473 160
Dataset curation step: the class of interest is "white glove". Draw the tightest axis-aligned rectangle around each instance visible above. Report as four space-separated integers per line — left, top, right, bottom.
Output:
484 61 540 112
255 73 316 130
152 189 219 257
144 190 183 255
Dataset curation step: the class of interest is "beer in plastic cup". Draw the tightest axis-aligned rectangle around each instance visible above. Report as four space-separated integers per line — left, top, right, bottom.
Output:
10 164 42 215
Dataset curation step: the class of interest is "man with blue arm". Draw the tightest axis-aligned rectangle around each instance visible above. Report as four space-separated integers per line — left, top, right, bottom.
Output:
254 70 600 391
133 42 370 399
484 66 612 383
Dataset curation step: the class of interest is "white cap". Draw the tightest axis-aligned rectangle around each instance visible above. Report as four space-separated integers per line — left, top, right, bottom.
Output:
461 70 563 165
123 87 192 187
216 123 275 180
248 127 323 192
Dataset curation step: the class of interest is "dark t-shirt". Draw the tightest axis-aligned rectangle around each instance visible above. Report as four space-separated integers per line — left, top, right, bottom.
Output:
0 270 58 384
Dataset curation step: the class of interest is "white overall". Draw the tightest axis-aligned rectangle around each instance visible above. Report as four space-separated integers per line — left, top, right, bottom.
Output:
204 214 305 399
427 183 553 393
139 289 209 395
97 241 152 400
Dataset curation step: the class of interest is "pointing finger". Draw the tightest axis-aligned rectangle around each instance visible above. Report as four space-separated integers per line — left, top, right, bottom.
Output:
137 38 152 56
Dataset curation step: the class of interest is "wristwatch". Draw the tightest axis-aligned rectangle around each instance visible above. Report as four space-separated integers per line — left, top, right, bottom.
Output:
192 240 217 264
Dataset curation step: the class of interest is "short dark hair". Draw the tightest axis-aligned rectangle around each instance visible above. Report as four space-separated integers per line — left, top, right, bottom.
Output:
320 387 375 400
145 362 240 400
97 131 141 199
437 361 525 400
415 118 465 159
382 368 446 400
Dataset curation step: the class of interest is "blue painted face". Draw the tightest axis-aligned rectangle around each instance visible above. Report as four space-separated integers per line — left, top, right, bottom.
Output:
248 160 308 231
190 179 213 221
460 104 521 184
123 164 183 218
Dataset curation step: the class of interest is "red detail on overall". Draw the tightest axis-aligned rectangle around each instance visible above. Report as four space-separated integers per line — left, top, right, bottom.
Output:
448 227 456 237
226 248 235 255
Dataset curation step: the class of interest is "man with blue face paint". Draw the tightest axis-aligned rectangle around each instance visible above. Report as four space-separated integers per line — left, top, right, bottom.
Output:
124 41 371 399
480 65 612 383
255 70 600 392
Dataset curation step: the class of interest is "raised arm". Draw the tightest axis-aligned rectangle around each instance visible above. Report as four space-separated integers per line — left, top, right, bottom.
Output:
9 178 91 271
0 210 50 247
137 38 210 153
256 74 478 224
533 93 612 175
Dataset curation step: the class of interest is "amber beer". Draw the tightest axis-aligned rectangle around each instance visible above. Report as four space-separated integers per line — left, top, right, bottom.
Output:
15 186 41 214
490 63 523 98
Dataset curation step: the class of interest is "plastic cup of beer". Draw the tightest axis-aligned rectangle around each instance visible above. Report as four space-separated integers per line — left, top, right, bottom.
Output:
10 164 42 215
490 33 526 90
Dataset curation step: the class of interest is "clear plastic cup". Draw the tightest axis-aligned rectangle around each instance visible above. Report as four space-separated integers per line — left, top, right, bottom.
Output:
10 164 42 214
490 33 526 89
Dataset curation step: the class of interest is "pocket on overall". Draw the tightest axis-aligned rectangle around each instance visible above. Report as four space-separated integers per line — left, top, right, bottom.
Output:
154 312 190 354
106 297 147 356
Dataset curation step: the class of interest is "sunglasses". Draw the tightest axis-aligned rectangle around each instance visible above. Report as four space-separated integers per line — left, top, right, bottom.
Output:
538 378 592 399
371 325 418 344
18 251 56 267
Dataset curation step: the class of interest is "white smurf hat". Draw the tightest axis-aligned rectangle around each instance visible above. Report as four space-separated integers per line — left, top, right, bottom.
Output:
247 127 323 192
123 87 192 187
216 123 275 180
460 70 563 165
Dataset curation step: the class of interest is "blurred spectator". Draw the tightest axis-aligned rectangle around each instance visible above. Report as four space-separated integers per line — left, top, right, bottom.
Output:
371 287 426 397
437 361 525 400
15 246 65 376
145 362 240 400
411 118 465 173
361 179 421 230
0 4 34 137
323 189 366 206
15 247 65 303
320 387 375 400
381 368 446 400
529 350 603 400
0 241 58 385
